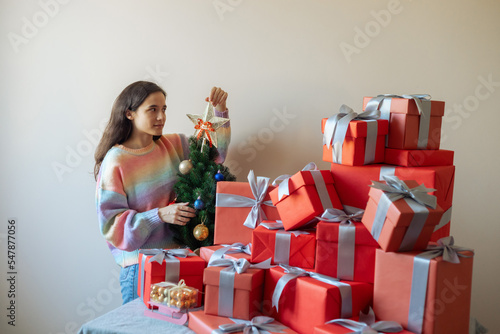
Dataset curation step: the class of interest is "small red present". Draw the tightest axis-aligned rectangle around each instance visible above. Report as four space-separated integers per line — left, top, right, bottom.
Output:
384 148 454 167
263 265 373 334
199 243 252 264
321 105 388 166
374 237 474 334
215 170 280 245
137 249 205 309
270 164 343 230
362 95 445 150
251 221 316 269
315 209 379 283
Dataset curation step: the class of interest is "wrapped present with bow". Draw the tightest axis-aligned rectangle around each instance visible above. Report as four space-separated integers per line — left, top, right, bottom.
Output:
204 258 273 320
362 94 445 150
330 164 455 242
137 248 205 309
322 104 389 166
251 220 316 269
269 163 343 231
215 170 281 245
200 243 253 264
362 176 444 252
315 208 380 284
313 307 415 334
263 264 373 334
374 237 474 334
188 310 298 334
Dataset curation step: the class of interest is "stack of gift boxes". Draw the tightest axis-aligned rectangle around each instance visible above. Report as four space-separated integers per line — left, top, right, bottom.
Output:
137 95 474 334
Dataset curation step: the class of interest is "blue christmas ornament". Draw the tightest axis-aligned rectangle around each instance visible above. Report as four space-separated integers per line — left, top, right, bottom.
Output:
194 197 205 210
215 171 224 182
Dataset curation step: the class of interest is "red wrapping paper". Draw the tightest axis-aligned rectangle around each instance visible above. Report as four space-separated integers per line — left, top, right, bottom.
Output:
262 266 373 334
315 221 379 283
362 96 445 150
321 118 388 166
137 250 205 309
330 164 454 241
384 148 454 167
251 223 316 269
269 170 343 231
199 245 252 263
374 248 473 334
214 181 281 245
188 310 299 334
313 317 415 334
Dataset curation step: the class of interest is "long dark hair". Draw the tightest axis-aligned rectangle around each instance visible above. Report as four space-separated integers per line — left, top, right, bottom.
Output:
94 81 166 180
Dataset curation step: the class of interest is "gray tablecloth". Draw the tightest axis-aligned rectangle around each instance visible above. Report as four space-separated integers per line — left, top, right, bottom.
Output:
78 298 196 334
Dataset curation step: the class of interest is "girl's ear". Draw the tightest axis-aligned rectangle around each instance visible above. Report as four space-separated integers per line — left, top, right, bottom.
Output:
125 110 134 120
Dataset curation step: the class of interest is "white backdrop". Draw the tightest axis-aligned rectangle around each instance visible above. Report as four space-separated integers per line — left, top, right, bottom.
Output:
1 0 499 333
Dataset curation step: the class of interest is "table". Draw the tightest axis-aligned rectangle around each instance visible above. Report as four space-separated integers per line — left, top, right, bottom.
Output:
78 298 196 334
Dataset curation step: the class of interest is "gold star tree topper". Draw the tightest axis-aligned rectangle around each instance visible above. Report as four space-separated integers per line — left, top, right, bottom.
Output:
187 102 230 148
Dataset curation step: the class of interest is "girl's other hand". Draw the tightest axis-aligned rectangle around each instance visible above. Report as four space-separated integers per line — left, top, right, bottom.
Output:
205 87 228 112
158 202 196 225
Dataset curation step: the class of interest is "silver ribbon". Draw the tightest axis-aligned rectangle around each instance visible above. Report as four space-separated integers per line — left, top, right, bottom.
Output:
213 316 287 334
272 162 318 200
318 208 364 281
326 307 403 334
209 258 273 318
271 264 352 318
364 94 432 149
323 104 381 164
208 243 252 265
407 236 474 333
138 248 191 301
216 170 275 229
260 220 310 265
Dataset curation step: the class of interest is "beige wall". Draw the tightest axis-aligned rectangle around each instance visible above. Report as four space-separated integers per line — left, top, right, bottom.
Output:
1 0 499 333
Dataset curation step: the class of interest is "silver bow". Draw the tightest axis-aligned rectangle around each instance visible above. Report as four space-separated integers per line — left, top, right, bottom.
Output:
218 316 287 334
140 248 191 264
208 243 252 265
318 208 364 224
364 94 431 117
420 236 474 264
326 307 403 334
272 162 318 200
208 258 273 274
370 175 437 209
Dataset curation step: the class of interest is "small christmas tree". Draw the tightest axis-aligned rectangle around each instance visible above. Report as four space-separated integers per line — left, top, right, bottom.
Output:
171 104 236 250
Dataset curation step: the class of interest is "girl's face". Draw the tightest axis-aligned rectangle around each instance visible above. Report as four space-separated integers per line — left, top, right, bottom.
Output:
128 91 166 138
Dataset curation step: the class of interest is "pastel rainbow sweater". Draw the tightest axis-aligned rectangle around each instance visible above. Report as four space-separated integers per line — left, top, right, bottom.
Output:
96 111 230 268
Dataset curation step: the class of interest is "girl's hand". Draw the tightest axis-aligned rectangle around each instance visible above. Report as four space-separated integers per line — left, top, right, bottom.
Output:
158 202 196 225
205 87 228 112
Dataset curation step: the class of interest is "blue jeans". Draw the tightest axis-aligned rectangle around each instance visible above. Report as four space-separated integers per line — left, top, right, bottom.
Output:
119 264 139 305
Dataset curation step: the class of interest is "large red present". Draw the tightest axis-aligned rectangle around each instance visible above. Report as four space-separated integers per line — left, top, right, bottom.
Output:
203 258 270 320
137 249 205 309
215 170 280 245
315 210 379 283
263 265 373 334
251 221 316 269
384 148 454 167
199 243 252 264
362 95 445 149
321 109 388 166
362 177 443 252
330 164 454 241
374 238 474 334
270 165 343 230
188 310 299 334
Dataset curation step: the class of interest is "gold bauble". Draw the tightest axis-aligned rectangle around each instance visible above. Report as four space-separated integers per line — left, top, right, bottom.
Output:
193 223 209 241
179 160 193 175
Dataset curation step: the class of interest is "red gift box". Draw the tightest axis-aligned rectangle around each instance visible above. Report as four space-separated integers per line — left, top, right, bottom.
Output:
322 117 388 166
188 310 299 334
200 244 252 264
263 266 373 334
362 96 445 150
251 222 316 269
315 220 379 283
269 170 343 230
362 178 443 252
137 249 205 309
203 265 265 320
384 148 454 167
330 164 454 242
374 241 474 334
314 320 414 334
214 172 281 245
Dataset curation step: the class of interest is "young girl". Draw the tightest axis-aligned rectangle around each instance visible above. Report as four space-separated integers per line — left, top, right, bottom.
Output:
94 81 231 304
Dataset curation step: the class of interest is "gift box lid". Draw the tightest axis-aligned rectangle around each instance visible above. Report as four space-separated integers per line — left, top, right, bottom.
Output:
203 266 265 291
316 221 379 247
321 118 388 138
367 180 443 228
270 170 334 203
140 249 206 276
216 181 275 200
384 148 454 167
362 96 445 116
